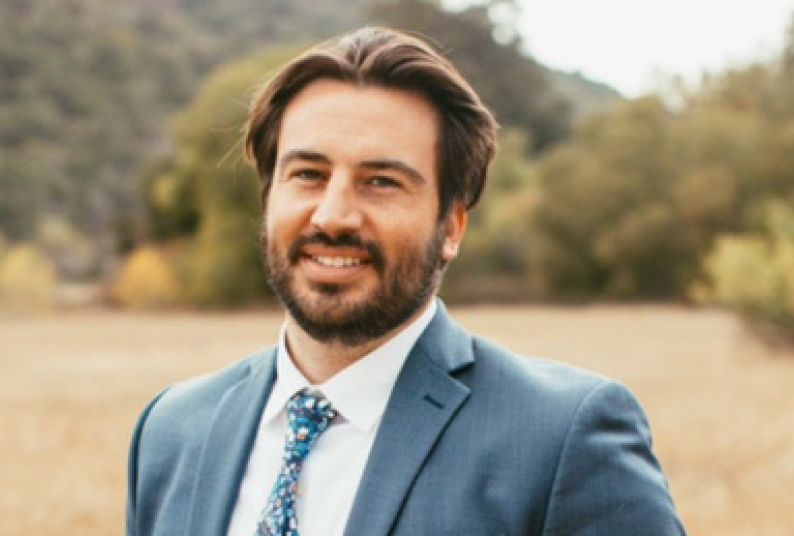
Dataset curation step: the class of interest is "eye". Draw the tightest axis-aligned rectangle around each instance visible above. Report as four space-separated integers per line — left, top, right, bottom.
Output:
291 168 325 181
367 176 401 189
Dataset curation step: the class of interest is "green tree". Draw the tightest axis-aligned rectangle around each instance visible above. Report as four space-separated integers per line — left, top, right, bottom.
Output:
529 98 689 298
0 0 376 246
144 47 301 306
443 128 539 301
0 0 215 247
528 17 794 302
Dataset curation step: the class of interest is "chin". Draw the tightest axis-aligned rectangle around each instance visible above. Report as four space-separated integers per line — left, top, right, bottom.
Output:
301 285 376 319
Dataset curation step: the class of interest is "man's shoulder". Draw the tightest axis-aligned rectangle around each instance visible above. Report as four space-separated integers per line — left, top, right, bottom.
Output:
423 303 615 407
460 333 635 430
427 331 684 534
469 334 611 399
138 348 274 440
163 348 271 403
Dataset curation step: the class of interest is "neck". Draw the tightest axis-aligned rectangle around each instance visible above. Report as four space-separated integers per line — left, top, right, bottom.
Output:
283 300 432 384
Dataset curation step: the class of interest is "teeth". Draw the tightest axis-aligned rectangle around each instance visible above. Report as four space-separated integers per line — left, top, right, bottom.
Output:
315 256 362 267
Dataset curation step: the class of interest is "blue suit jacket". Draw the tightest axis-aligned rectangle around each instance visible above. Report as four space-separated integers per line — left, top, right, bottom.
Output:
127 302 685 535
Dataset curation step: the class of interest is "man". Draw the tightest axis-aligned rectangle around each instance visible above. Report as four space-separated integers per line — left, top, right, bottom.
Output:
127 27 685 535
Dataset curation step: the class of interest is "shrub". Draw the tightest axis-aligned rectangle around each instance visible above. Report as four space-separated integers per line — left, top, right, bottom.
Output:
0 231 8 260
142 48 291 306
697 203 794 331
110 246 182 309
0 244 57 307
184 211 268 307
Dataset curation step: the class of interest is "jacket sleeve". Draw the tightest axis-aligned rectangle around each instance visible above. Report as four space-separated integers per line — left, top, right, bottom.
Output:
541 381 686 535
126 388 170 536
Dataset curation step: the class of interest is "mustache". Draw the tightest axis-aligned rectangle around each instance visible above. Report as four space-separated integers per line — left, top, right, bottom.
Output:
287 232 386 273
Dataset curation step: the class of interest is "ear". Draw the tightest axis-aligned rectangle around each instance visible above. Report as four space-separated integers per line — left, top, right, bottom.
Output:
441 202 468 263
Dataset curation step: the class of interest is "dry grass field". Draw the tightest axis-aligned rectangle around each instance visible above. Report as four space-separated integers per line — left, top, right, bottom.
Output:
1 304 793 535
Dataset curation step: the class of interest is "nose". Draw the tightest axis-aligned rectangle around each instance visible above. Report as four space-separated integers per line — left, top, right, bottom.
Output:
309 172 363 235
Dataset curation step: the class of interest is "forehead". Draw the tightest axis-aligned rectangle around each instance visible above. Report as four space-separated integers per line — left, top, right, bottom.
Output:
277 79 439 178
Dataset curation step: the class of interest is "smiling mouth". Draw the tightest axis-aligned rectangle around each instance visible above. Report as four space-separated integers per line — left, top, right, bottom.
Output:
300 245 374 270
298 252 373 286
310 255 367 268
288 232 385 274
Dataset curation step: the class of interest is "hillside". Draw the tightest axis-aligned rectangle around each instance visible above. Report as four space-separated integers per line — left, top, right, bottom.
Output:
0 0 621 253
546 68 622 122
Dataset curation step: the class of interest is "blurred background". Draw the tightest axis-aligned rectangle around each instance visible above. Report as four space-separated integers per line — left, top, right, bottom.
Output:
2 0 794 534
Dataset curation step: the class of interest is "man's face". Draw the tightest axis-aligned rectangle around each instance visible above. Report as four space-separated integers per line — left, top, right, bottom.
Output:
262 79 465 346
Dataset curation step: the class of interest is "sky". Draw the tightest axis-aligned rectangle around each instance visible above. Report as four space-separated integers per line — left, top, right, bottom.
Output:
446 0 794 97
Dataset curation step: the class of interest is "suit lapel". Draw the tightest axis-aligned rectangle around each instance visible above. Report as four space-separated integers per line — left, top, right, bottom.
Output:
344 302 474 536
187 349 277 536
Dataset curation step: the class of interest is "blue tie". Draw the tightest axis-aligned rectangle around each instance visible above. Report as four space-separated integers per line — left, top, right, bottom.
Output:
256 389 337 536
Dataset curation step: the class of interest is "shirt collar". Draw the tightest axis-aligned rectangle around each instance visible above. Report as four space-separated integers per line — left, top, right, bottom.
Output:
263 300 438 432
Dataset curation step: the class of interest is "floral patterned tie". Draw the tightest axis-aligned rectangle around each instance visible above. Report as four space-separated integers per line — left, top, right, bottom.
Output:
256 389 338 536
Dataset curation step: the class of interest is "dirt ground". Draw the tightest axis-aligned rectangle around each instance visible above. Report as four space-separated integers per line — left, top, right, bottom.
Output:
1 305 792 535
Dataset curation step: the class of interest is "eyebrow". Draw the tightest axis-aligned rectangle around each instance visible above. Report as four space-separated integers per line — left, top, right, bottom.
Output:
277 149 332 171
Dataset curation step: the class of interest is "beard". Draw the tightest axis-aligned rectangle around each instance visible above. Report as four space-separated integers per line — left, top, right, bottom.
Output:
261 223 446 347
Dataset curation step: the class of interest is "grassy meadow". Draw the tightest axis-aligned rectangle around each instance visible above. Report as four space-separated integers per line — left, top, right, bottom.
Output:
1 305 793 535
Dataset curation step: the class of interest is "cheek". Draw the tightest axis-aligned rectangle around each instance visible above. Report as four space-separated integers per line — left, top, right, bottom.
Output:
381 219 438 256
265 197 306 238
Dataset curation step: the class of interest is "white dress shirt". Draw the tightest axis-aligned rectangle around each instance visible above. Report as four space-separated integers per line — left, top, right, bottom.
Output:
227 300 437 536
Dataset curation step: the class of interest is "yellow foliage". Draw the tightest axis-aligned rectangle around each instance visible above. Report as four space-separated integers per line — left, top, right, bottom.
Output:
151 173 180 212
184 211 265 307
699 234 794 324
0 244 57 307
111 247 182 309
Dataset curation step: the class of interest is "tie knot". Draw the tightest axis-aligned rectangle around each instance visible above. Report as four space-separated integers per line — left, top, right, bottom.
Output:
284 389 337 462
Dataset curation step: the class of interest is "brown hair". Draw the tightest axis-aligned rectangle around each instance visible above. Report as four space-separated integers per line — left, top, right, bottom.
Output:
244 27 498 217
